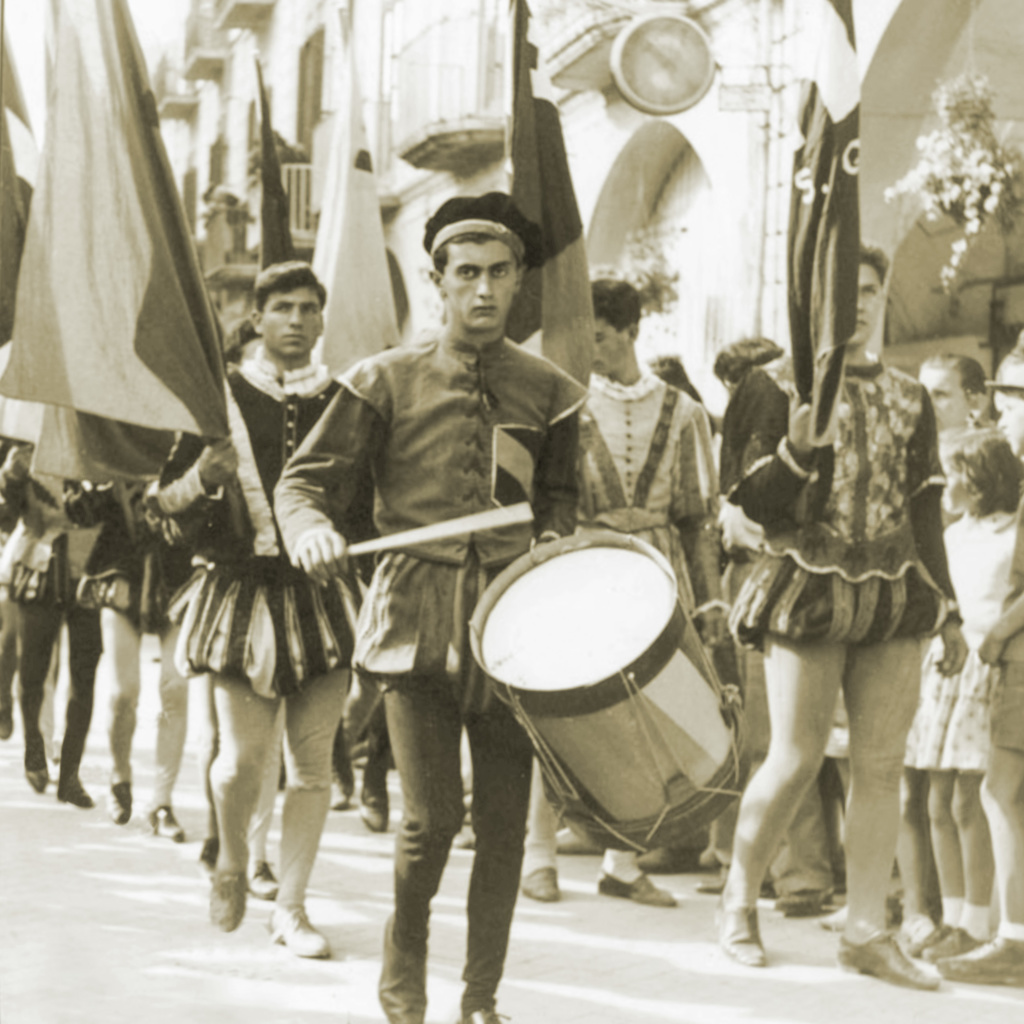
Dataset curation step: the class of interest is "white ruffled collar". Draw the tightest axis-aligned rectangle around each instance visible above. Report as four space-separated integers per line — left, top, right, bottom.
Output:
240 348 331 400
589 371 662 402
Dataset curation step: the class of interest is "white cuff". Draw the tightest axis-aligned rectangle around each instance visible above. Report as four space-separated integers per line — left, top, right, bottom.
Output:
777 438 817 482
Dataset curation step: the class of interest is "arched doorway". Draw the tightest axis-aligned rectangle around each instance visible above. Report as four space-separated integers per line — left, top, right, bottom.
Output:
588 121 724 409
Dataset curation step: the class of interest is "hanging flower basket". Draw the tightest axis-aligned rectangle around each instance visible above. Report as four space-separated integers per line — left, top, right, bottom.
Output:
885 73 1023 291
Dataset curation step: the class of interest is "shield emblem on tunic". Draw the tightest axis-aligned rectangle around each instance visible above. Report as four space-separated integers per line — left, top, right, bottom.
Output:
492 424 542 506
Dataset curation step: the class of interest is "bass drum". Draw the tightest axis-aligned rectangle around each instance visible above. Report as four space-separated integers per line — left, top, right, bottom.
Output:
470 530 743 852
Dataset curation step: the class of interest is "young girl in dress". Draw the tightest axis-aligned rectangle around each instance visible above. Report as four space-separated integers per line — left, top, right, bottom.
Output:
904 428 1023 960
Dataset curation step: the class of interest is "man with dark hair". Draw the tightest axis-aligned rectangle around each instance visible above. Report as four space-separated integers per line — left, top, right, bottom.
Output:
275 193 586 1024
156 260 365 958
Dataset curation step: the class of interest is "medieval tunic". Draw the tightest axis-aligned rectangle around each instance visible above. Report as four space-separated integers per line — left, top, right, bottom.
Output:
578 372 723 614
275 336 586 706
158 355 363 698
727 363 956 649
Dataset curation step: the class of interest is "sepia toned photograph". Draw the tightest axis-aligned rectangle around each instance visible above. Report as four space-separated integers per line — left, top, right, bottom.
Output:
1 1 1024 1022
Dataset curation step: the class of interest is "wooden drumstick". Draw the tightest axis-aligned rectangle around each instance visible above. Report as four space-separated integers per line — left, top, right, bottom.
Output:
346 502 533 557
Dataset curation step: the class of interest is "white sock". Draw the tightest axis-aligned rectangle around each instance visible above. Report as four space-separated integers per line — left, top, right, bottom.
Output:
942 896 964 926
602 848 642 884
999 922 1024 942
960 903 991 941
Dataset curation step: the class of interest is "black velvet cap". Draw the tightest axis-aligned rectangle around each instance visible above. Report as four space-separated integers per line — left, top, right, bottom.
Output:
423 192 544 268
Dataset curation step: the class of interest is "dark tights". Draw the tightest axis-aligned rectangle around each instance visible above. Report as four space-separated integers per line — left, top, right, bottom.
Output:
19 602 102 784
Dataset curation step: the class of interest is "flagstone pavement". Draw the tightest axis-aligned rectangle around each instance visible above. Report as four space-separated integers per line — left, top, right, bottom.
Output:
2 639 1023 1024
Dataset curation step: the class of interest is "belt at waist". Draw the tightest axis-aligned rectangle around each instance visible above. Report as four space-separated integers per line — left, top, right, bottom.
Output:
588 509 670 533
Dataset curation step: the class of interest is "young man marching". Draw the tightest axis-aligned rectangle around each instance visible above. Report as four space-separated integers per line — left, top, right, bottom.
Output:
275 193 586 1024
158 262 365 957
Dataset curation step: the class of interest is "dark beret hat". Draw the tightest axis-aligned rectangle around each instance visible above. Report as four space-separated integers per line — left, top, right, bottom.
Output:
423 192 544 268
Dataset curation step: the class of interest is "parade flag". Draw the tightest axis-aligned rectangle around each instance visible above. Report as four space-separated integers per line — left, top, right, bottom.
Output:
256 57 296 269
507 0 593 385
314 10 398 375
1 27 36 344
1 0 228 459
788 0 861 444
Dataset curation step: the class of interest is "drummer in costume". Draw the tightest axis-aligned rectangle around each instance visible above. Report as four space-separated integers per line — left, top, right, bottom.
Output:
275 193 586 1024
157 262 365 957
719 245 968 988
520 278 728 907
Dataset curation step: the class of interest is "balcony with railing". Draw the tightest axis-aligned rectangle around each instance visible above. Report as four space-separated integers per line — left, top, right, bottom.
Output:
215 0 276 31
392 10 505 175
184 1 227 81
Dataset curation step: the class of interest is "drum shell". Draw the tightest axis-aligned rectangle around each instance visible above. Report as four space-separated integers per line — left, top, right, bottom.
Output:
471 532 743 852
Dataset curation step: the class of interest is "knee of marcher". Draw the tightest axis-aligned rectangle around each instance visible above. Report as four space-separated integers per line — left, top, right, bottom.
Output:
109 691 139 715
284 767 331 793
158 675 188 712
402 800 465 843
852 750 904 793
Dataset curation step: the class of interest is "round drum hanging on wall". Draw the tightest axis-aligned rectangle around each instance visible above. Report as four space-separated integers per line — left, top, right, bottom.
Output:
610 13 716 116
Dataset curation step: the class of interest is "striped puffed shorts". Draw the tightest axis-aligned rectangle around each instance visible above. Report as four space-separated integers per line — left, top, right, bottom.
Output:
168 557 359 698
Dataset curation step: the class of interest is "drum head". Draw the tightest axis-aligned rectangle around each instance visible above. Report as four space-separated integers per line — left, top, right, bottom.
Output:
474 532 678 693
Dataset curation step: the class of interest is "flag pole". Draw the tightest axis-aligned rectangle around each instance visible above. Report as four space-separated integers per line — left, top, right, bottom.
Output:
0 0 7 270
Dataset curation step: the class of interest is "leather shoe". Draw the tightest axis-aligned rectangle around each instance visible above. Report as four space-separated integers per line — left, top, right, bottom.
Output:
838 932 940 990
936 936 1024 986
148 805 185 843
360 788 389 833
900 918 950 958
775 887 834 918
57 776 95 809
922 926 981 963
717 900 766 967
598 873 676 908
521 866 560 903
25 766 49 794
331 777 354 811
107 781 132 825
0 699 12 741
269 906 331 959
248 861 279 901
209 871 247 932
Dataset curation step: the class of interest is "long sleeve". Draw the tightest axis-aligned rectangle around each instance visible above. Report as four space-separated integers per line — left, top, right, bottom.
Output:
274 384 382 559
724 370 821 527
531 412 580 539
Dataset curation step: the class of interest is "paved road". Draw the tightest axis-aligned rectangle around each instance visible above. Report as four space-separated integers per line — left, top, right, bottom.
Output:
2 645 1023 1023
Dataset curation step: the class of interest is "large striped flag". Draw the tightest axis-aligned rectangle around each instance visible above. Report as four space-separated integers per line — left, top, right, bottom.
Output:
1 26 36 345
1 0 228 470
788 0 860 445
256 58 296 269
507 0 593 385
314 10 398 375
